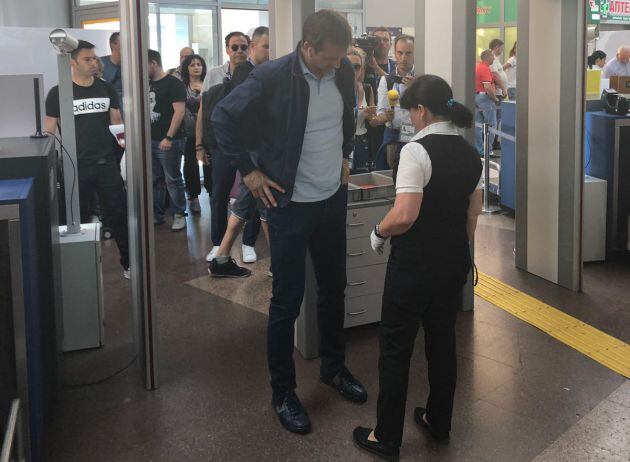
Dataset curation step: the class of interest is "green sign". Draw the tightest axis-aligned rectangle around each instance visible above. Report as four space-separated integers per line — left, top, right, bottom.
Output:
505 0 518 22
588 0 601 24
477 0 501 25
600 0 630 23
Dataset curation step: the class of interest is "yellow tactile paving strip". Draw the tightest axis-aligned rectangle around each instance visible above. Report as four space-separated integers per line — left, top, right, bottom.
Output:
475 271 630 379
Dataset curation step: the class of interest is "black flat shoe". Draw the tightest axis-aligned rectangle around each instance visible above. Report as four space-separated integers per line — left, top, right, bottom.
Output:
321 367 367 404
273 392 311 435
352 427 399 462
413 407 450 442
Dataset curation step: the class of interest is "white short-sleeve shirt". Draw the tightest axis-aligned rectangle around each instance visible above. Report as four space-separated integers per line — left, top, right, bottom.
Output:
396 121 483 194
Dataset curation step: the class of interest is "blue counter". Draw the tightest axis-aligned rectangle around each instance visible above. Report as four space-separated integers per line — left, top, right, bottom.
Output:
584 111 630 252
0 178 41 461
499 101 516 210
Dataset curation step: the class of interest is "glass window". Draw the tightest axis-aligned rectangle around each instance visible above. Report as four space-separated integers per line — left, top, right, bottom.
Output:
220 8 269 63
345 12 363 36
77 0 119 4
223 0 268 5
155 6 218 71
476 27 500 61
316 0 363 9
82 18 120 30
505 27 517 61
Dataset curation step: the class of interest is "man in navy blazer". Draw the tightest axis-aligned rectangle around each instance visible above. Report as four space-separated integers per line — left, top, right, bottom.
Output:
212 9 367 435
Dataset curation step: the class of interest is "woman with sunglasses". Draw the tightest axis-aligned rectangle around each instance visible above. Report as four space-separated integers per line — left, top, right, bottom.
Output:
353 75 482 461
181 54 207 214
348 47 377 173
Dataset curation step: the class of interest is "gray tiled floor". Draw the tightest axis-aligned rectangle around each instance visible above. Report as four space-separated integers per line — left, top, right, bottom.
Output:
44 200 630 461
533 382 630 462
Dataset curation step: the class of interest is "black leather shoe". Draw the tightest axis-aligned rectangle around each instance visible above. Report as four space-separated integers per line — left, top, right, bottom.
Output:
413 407 450 442
272 392 311 434
352 427 399 462
321 367 368 403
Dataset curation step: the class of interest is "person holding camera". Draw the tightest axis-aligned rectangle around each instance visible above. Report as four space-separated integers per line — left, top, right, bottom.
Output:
374 34 416 171
363 27 396 98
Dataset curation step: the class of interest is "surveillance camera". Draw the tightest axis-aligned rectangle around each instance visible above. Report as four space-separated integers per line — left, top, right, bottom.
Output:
49 28 79 54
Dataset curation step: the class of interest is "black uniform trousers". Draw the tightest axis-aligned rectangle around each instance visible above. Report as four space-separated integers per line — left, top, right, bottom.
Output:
374 248 465 447
78 160 130 269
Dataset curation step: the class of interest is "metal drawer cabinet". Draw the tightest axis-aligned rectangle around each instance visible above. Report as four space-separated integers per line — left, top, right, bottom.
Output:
344 293 382 328
346 237 389 268
346 264 387 298
346 204 390 239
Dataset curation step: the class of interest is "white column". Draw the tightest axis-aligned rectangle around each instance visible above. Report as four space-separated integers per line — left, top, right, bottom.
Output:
269 0 315 59
418 0 476 124
416 0 477 310
516 0 585 290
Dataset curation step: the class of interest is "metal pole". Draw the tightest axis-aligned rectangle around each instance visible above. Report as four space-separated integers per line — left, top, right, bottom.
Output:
482 123 501 214
57 53 82 234
120 0 159 390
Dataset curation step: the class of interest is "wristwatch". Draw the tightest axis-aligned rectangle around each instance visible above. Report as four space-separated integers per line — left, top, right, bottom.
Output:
165 135 173 141
374 224 387 240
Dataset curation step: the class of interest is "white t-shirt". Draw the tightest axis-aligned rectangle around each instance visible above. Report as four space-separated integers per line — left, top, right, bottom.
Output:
490 55 508 96
506 56 517 89
396 121 483 194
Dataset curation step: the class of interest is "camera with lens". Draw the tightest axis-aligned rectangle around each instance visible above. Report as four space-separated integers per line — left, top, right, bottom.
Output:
354 34 379 58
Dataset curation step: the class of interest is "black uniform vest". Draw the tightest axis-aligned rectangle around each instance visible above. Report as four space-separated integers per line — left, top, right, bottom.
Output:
391 134 482 269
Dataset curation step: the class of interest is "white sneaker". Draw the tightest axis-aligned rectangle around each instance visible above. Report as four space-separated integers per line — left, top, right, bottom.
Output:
242 245 257 263
122 268 131 280
171 214 186 231
206 246 219 262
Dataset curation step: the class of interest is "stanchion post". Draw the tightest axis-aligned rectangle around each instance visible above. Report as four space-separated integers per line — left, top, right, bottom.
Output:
482 123 501 214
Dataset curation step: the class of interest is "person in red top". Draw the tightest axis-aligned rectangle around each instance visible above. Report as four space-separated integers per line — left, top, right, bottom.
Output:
475 49 499 154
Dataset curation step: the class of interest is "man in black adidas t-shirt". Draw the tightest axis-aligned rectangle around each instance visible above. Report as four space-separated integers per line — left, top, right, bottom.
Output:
45 40 130 279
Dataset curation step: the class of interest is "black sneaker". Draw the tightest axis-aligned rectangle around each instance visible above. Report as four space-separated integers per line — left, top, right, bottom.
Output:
208 258 252 278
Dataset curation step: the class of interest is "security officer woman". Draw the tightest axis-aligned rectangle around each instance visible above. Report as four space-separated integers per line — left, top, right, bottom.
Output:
352 75 483 461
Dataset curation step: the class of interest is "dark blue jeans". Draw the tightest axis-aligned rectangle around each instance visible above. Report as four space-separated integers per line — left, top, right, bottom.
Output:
266 186 348 397
210 150 260 247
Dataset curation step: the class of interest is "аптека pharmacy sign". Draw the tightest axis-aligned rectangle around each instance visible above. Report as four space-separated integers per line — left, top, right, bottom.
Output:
601 0 630 23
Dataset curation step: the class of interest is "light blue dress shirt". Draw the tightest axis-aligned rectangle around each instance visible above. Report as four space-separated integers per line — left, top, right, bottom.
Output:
602 57 630 79
291 54 344 203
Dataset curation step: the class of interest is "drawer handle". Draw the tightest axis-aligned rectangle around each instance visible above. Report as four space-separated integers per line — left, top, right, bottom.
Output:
348 281 366 286
347 251 366 257
347 309 367 316
347 222 365 228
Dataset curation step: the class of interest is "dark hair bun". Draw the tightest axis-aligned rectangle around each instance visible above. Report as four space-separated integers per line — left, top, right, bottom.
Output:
449 101 473 128
400 74 474 129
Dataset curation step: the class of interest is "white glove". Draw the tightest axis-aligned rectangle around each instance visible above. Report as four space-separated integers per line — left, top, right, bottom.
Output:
370 228 386 254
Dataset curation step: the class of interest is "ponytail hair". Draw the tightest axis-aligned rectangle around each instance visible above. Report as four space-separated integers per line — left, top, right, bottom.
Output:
587 50 606 69
400 74 474 129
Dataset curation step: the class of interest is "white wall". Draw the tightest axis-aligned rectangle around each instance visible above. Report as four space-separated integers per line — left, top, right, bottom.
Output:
0 0 70 28
0 27 111 94
597 31 630 64
364 0 415 28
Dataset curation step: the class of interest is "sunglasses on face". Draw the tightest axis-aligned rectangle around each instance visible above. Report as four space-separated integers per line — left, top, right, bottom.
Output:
353 63 362 70
230 44 248 52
